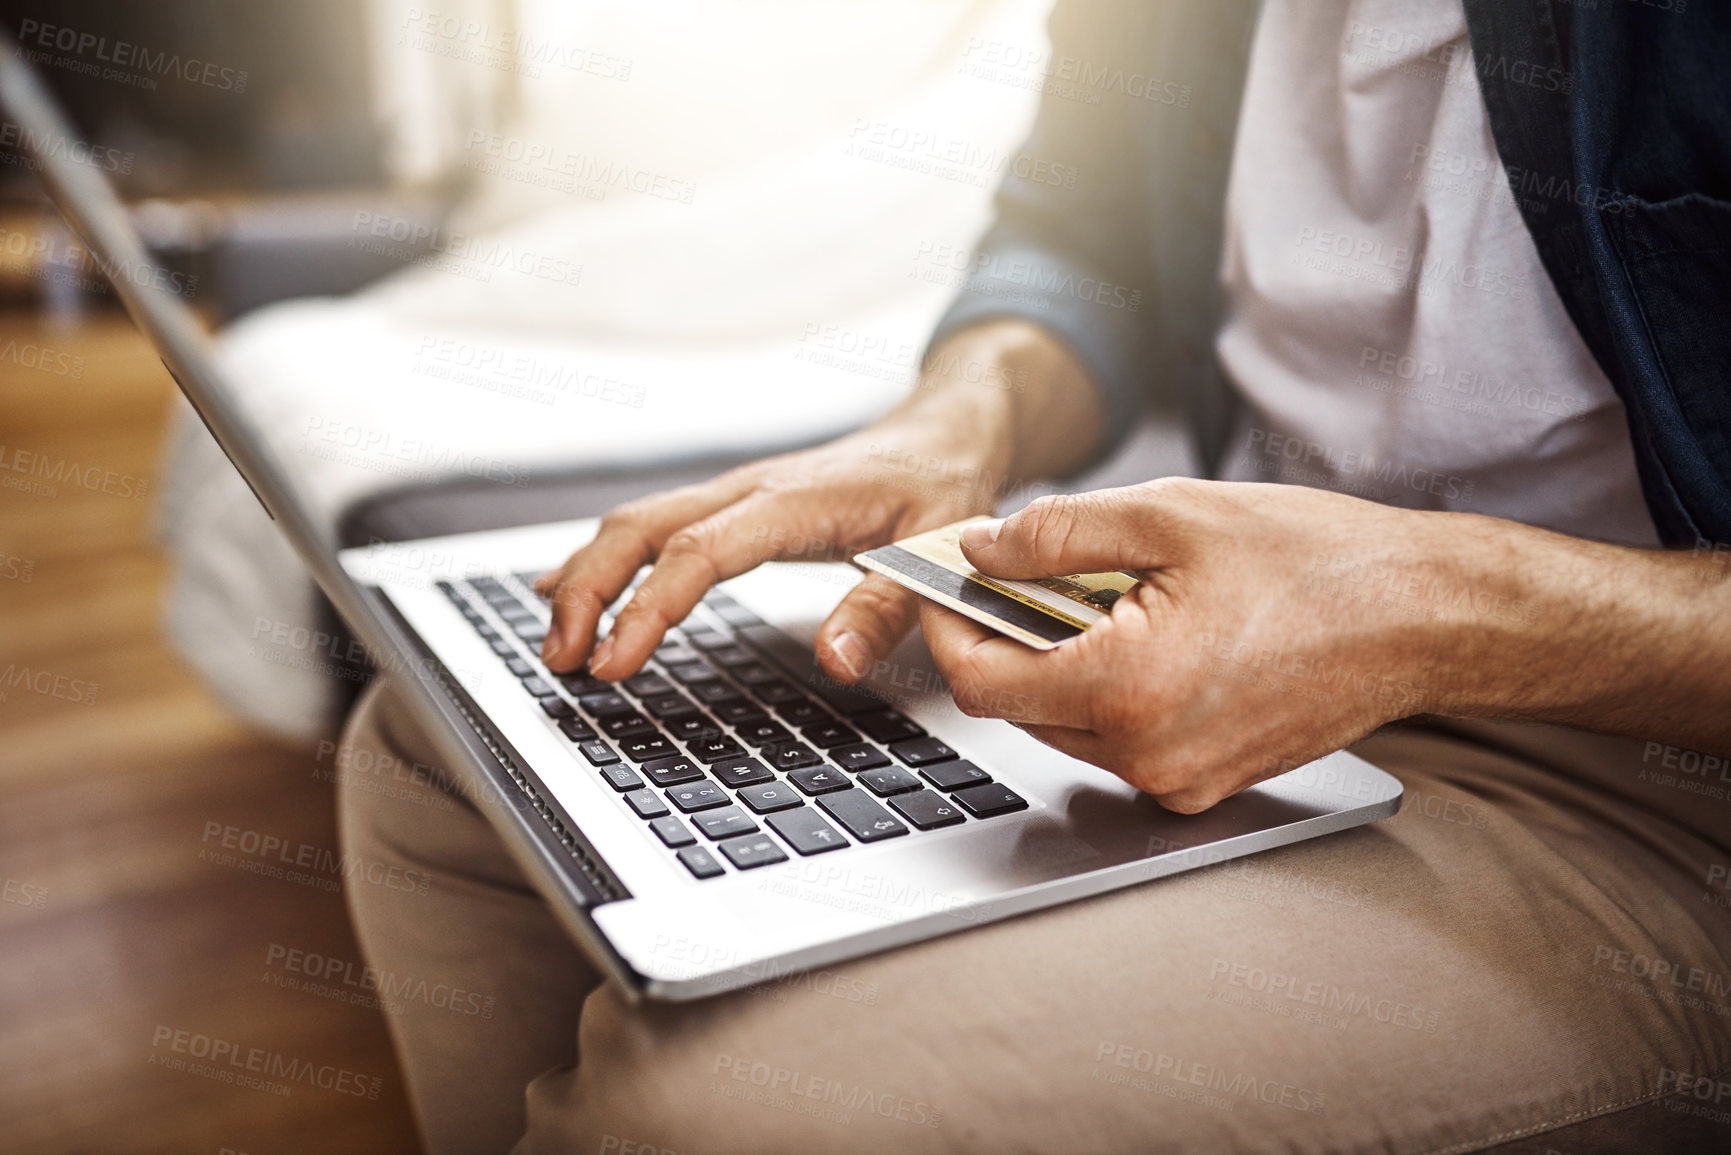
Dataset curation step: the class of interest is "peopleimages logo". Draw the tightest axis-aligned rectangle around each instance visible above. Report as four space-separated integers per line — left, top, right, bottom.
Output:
0 120 133 174
149 1025 382 1098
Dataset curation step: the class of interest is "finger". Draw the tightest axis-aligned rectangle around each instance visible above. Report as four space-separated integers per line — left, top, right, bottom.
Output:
814 574 920 685
1020 722 1238 814
916 601 1091 727
1019 721 1111 762
541 476 753 671
594 492 844 679
958 486 1158 579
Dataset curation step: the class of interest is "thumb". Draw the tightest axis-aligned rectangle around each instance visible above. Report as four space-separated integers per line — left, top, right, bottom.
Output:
959 490 1150 578
814 573 921 685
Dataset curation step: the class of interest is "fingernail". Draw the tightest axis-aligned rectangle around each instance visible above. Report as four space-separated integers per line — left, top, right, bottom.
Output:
590 636 616 677
960 519 1002 551
541 633 561 665
830 631 870 681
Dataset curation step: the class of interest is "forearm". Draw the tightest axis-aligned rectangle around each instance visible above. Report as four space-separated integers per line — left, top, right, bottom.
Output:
871 320 1106 488
1425 515 1731 752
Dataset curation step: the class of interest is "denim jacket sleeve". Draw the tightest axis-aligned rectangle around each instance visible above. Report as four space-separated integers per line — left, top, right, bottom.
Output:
1463 0 1731 548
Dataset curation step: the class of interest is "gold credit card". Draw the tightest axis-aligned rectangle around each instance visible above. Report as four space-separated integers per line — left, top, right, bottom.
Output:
855 518 1140 649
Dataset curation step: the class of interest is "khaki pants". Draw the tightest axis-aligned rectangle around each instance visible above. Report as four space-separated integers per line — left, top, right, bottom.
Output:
337 681 1731 1154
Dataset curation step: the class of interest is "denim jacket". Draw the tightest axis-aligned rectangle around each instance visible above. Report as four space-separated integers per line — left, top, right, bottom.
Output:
931 0 1731 548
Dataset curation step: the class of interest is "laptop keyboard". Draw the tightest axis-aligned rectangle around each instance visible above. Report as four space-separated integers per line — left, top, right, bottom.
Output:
438 573 1028 881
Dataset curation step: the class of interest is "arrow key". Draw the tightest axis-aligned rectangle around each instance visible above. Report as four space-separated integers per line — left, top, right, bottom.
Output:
888 789 966 830
817 788 909 843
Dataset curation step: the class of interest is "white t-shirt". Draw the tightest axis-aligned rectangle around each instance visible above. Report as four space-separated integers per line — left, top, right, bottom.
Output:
1213 0 1658 548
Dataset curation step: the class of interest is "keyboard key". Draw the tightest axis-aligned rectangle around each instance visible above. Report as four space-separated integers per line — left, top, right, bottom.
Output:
773 697 828 726
707 644 757 667
489 638 516 657
521 676 557 699
643 692 697 718
856 711 925 744
717 834 787 870
766 808 848 855
714 701 768 727
655 643 700 666
788 764 849 795
664 715 722 743
690 681 743 706
729 661 780 685
601 712 657 740
624 789 670 819
754 681 805 705
557 717 597 742
859 765 923 797
624 672 675 697
505 656 534 678
498 603 538 623
920 760 991 791
889 737 959 767
738 782 805 813
889 789 966 830
688 735 745 763
666 660 721 684
765 742 822 772
540 697 576 719
649 816 696 847
597 763 644 792
952 782 1029 818
711 758 774 788
735 719 793 747
667 778 729 812
641 755 705 787
693 806 760 841
561 673 609 696
689 631 736 651
831 743 890 772
676 845 725 879
578 740 619 766
578 691 631 716
817 789 909 843
802 675 889 717
619 734 676 763
801 721 862 749
513 621 548 644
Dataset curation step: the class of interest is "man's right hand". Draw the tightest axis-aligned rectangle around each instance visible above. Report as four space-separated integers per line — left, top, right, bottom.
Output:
535 320 1104 685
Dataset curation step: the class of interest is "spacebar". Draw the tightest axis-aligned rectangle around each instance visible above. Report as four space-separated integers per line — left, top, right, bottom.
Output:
733 623 886 716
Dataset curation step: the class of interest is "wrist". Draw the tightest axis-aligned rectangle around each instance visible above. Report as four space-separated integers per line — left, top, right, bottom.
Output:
899 320 1104 482
1399 512 1644 722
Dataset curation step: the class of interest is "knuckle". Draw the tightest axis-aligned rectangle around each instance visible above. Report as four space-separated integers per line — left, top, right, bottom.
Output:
1015 494 1075 569
952 685 992 718
850 580 915 622
1137 475 1197 503
661 525 709 557
1158 789 1217 815
1122 756 1187 798
551 581 604 617
600 501 653 535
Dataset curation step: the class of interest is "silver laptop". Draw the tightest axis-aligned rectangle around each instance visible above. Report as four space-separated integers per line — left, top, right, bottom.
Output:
3 40 1401 1002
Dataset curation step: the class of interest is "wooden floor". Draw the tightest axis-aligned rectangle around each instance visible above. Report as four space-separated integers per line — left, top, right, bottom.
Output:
0 310 420 1154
